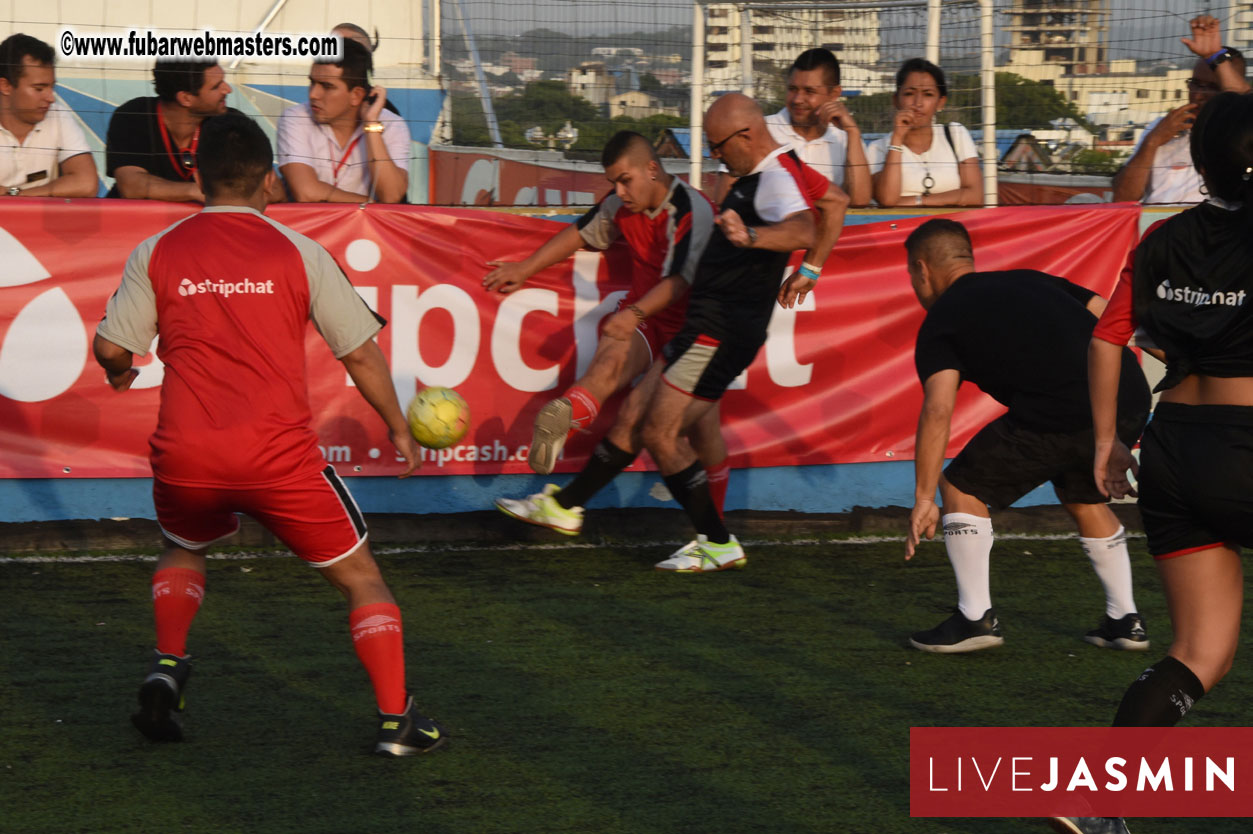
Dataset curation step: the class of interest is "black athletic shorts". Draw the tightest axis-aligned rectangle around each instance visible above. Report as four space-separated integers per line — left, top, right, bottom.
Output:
662 328 764 401
944 408 1149 511
1138 402 1253 559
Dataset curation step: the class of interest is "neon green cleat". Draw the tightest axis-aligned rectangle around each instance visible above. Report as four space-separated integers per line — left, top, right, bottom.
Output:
495 483 583 535
654 535 747 573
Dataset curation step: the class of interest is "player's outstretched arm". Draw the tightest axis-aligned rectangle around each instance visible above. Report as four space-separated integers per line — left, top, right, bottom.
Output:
483 223 585 294
779 182 849 308
602 274 690 342
907 369 959 560
1089 337 1136 499
340 339 420 476
92 333 139 391
718 207 815 252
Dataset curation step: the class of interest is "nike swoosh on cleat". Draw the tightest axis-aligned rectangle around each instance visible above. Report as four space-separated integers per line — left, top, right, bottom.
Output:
417 726 441 739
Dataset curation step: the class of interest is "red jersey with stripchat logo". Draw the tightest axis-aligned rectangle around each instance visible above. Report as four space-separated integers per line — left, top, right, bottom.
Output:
96 206 384 488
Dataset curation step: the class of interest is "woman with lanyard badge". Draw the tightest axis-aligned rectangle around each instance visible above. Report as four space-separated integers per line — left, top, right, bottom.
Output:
868 58 982 207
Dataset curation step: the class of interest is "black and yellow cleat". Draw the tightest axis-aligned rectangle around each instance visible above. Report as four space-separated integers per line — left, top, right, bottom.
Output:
131 651 191 742
373 696 448 757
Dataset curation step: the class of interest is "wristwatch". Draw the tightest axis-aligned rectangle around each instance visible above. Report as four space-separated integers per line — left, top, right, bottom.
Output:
1208 48 1234 69
746 226 758 246
362 121 385 134
7 186 20 196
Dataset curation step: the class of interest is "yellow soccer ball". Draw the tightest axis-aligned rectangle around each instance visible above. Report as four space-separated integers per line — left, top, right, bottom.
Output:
406 387 470 449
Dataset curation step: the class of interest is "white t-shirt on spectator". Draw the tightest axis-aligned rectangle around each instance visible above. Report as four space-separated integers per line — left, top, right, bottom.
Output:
866 121 978 198
0 105 92 190
1131 117 1202 205
276 104 411 197
763 108 858 188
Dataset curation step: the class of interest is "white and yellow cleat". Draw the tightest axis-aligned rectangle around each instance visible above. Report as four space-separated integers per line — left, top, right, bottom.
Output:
528 397 573 475
495 483 584 535
654 534 747 573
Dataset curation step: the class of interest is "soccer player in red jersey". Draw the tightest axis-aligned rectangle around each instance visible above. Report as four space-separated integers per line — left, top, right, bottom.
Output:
93 114 443 757
486 131 731 531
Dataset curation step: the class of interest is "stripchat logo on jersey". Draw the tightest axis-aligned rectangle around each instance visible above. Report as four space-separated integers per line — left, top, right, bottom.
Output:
1156 280 1247 307
178 276 275 297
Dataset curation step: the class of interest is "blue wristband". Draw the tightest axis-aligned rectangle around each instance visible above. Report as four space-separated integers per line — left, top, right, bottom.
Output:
798 264 820 281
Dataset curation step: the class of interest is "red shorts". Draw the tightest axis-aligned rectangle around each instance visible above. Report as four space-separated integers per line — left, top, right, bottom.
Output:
618 293 684 361
153 465 368 567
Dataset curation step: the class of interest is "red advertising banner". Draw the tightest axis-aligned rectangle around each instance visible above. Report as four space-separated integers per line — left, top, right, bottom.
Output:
911 726 1253 818
0 200 1140 479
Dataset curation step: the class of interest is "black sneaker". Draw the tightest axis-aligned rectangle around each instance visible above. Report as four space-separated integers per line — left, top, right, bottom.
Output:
131 651 191 742
1051 817 1130 834
1085 613 1150 651
910 608 1004 653
373 697 448 757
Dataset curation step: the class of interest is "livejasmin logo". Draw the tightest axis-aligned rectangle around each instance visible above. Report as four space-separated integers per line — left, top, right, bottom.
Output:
1156 280 1247 307
178 277 275 297
927 754 1235 794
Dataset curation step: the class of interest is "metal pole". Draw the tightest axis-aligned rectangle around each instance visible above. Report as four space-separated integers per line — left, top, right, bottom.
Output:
228 0 289 70
925 0 941 65
452 0 503 147
739 5 753 96
416 0 426 71
690 1 705 188
980 0 997 206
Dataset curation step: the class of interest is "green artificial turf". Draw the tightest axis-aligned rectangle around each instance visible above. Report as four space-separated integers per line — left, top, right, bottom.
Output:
1 535 1247 833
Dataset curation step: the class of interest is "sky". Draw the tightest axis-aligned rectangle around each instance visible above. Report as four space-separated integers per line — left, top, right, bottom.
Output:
453 0 1233 66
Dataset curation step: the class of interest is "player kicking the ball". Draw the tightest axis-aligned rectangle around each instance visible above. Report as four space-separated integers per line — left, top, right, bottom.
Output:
93 114 444 756
486 130 730 531
903 218 1151 654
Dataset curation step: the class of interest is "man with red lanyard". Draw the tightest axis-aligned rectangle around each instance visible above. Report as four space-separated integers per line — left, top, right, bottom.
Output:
105 59 281 203
276 38 410 203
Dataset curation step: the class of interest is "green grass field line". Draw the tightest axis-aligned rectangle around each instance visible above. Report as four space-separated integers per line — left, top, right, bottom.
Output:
2 540 1248 834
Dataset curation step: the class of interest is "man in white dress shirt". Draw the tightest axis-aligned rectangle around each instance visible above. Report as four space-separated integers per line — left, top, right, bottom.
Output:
0 34 97 197
277 38 410 203
713 48 870 206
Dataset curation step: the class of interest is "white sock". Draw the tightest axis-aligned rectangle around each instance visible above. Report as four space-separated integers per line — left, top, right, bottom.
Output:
1079 525 1136 619
942 513 994 621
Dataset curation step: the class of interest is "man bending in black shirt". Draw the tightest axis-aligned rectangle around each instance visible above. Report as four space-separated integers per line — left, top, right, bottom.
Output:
903 218 1151 653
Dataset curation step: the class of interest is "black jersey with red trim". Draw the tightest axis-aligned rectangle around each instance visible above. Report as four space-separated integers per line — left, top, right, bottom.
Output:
1094 202 1253 391
684 147 827 341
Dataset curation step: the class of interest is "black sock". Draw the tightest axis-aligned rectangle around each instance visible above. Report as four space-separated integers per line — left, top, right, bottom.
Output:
556 439 636 509
1112 656 1205 727
662 461 730 543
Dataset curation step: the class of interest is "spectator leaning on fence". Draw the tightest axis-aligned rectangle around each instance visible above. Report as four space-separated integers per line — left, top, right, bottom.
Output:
0 33 97 197
105 59 282 203
713 48 871 207
276 38 410 204
1112 14 1250 205
866 58 982 208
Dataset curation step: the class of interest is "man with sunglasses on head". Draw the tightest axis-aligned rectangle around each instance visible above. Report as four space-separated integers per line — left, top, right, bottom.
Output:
106 59 278 203
1113 14 1249 205
277 38 410 204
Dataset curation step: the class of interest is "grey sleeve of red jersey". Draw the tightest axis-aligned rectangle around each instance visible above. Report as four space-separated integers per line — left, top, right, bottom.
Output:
576 195 623 250
305 244 385 359
97 235 159 356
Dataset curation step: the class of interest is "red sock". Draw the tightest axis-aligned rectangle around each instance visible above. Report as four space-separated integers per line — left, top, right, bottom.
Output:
151 567 204 657
349 602 408 715
565 385 601 437
706 460 731 517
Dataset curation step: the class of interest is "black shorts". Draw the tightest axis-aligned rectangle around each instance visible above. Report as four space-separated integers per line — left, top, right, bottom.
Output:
662 328 764 401
1138 402 1253 559
944 409 1148 510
